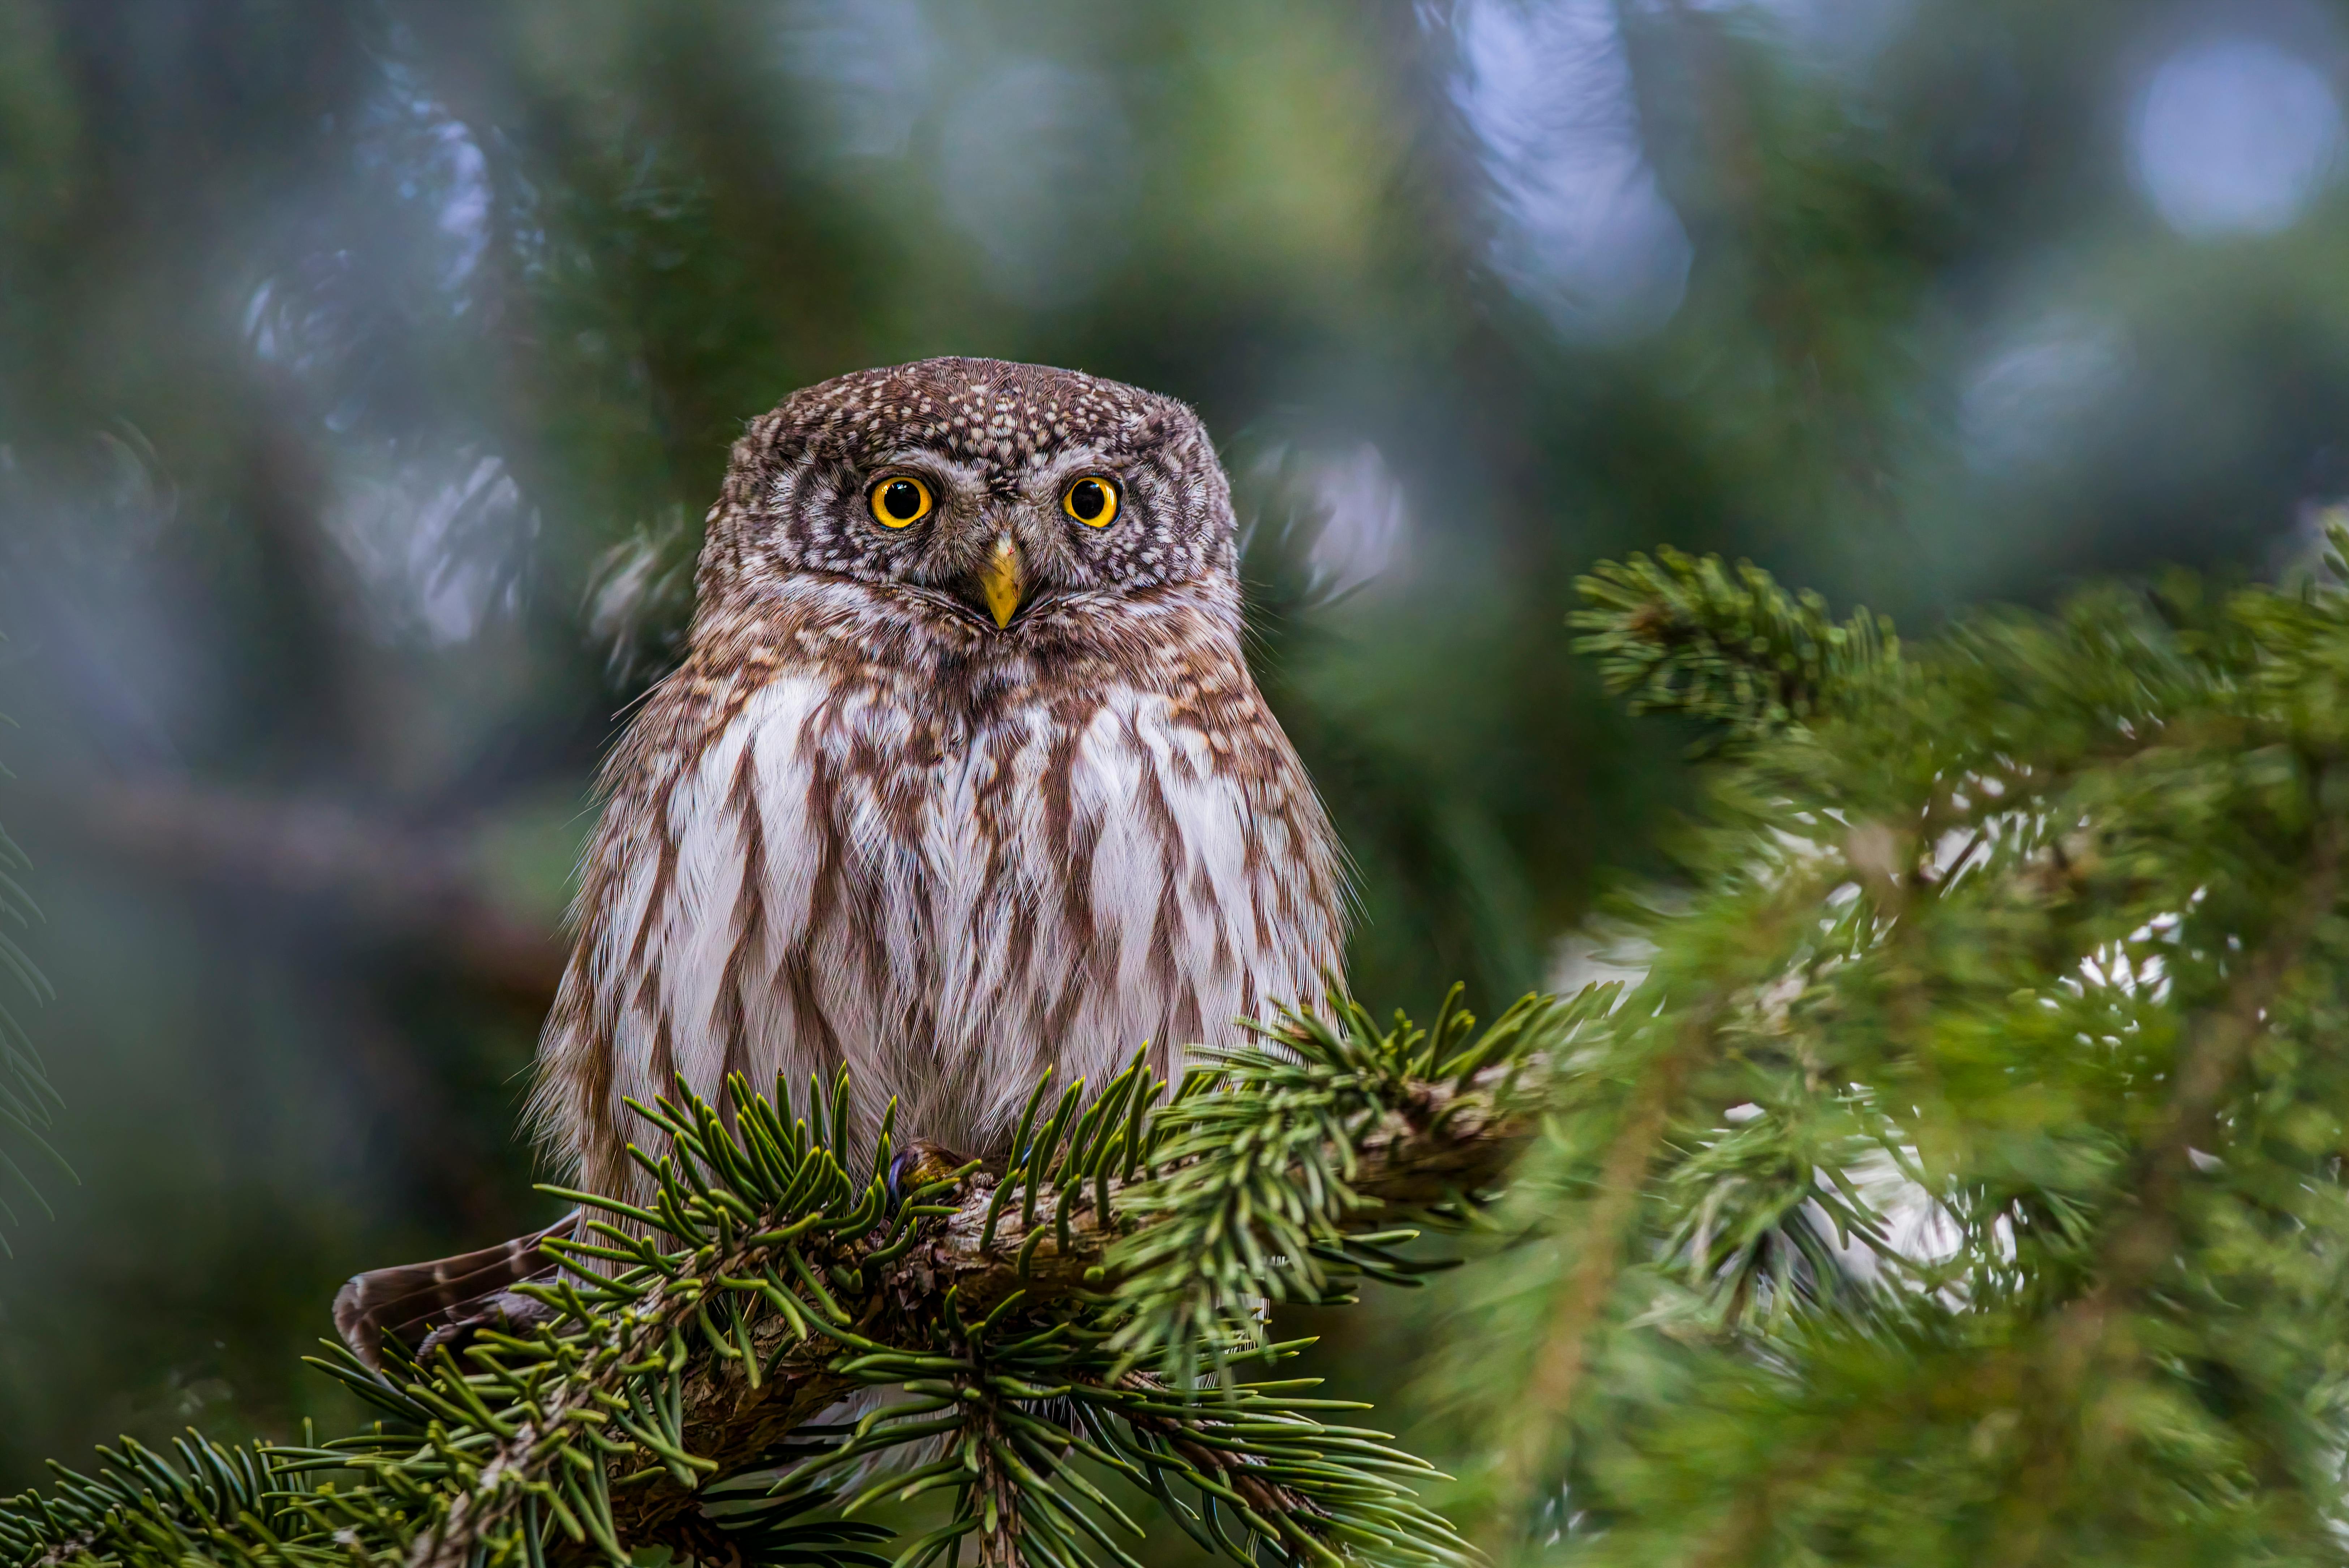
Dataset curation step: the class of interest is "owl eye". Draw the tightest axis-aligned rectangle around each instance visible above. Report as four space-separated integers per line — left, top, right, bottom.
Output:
868 475 934 529
1062 476 1121 528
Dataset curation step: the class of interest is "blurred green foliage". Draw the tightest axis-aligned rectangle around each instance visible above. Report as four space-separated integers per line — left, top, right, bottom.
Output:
2 0 2348 1527
1413 537 2349 1563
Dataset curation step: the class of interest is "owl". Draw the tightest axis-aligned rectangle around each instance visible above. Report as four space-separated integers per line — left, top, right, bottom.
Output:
338 358 1347 1361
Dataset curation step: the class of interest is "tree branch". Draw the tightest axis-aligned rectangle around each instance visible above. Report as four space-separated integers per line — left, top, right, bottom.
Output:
40 775 562 1005
6 998 1566 1568
1993 806 2347 1564
587 1062 1539 1557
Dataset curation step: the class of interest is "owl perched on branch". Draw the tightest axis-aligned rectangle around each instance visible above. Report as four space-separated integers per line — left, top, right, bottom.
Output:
339 358 1348 1363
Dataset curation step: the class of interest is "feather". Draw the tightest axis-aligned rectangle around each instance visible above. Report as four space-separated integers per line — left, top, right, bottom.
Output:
332 1210 580 1372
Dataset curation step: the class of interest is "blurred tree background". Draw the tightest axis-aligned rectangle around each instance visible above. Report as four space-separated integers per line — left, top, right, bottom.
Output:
3 0 2349 1508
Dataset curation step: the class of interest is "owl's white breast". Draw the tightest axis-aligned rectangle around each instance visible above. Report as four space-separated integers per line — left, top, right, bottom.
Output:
581 665 1343 1160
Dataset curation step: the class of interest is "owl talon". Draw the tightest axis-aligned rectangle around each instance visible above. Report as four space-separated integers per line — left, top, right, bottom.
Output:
888 1139 979 1203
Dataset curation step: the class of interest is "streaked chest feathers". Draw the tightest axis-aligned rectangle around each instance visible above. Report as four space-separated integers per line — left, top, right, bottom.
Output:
541 659 1343 1199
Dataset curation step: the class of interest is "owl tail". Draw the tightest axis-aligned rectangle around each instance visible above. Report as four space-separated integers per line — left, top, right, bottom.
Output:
333 1210 581 1372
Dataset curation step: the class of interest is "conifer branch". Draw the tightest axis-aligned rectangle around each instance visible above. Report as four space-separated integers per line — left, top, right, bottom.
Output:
1569 547 1899 741
2092 807 2345 1307
1440 540 2349 1564
1994 806 2349 1564
1479 1010 1699 1546
0 992 1567 1568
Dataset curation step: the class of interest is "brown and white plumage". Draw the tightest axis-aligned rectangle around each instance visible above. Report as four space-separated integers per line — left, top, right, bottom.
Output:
529 357 1347 1202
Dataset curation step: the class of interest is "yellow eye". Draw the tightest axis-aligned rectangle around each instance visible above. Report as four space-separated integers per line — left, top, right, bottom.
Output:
1062 475 1121 528
868 475 934 529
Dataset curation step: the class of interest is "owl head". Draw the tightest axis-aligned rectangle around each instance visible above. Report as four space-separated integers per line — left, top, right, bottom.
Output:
699 358 1240 641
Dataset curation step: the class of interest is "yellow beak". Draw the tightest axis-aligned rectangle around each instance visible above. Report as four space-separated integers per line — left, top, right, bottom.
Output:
979 533 1023 629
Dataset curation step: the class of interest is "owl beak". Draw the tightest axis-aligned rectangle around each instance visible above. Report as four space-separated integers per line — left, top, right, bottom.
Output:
977 532 1024 629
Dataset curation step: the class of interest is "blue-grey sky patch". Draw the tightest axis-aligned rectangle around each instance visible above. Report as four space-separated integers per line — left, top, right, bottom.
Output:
1448 0 1693 342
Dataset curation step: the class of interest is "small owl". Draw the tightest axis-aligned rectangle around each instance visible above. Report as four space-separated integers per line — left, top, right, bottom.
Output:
532 356 1348 1194
337 359 1347 1361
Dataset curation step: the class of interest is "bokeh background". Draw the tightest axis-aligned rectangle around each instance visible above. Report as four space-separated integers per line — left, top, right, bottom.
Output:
4 0 2348 1498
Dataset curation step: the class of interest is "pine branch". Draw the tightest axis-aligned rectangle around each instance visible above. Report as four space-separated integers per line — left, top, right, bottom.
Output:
1569 547 1899 742
46 777 561 1006
1991 807 2349 1564
1103 987 1603 1388
1478 1005 1702 1546
0 990 1565 1568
